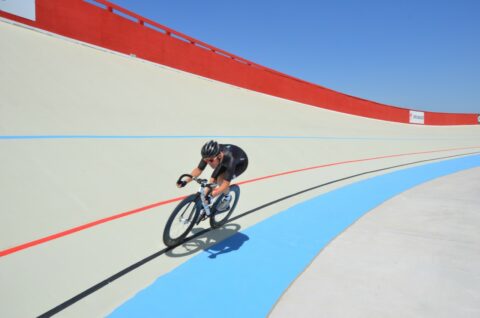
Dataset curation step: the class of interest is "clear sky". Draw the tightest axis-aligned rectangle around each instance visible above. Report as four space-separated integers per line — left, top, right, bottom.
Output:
108 0 479 114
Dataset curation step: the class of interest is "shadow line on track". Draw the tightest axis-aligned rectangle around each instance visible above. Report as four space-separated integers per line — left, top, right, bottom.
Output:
38 151 480 317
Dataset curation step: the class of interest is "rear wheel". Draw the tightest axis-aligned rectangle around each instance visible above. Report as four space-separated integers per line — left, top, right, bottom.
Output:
163 194 200 247
210 185 240 229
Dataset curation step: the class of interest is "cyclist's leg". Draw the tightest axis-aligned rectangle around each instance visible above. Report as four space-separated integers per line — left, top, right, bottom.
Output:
214 173 231 212
232 158 248 180
216 173 229 194
214 158 248 199
217 159 248 191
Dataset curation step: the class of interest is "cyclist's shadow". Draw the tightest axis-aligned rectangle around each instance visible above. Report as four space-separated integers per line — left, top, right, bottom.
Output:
165 223 249 259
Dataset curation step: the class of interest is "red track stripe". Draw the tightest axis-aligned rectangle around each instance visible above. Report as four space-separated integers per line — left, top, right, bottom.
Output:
0 195 186 257
1 146 478 258
237 147 479 185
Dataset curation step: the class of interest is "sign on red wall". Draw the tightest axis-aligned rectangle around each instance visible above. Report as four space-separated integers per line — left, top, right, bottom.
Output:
409 111 425 124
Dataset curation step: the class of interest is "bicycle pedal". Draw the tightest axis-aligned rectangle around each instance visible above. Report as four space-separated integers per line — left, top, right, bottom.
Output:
198 211 210 222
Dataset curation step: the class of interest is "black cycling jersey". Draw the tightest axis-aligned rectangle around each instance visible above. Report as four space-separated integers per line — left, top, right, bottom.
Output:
197 144 248 182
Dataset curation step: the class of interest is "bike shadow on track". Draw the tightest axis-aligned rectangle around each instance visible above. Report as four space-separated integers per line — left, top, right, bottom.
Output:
165 223 250 258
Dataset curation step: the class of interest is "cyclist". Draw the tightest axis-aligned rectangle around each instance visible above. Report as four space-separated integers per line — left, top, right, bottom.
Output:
177 140 249 216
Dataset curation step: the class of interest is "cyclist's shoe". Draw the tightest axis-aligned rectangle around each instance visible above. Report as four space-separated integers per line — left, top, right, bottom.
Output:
216 195 231 213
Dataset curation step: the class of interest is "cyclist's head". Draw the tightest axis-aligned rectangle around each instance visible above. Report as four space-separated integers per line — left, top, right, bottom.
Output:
201 140 220 158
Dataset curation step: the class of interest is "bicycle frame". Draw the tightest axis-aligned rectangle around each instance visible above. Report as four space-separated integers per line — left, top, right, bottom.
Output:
178 174 218 218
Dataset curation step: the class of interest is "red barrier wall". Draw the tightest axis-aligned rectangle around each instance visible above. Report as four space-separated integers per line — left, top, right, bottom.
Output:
1 0 478 125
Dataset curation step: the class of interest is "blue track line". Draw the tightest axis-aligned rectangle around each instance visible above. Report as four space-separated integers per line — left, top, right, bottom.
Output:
108 154 480 318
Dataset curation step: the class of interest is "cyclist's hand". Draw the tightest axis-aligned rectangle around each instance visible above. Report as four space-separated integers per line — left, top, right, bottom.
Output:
176 180 187 188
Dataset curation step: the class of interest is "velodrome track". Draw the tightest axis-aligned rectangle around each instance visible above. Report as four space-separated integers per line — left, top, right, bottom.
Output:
1 19 479 317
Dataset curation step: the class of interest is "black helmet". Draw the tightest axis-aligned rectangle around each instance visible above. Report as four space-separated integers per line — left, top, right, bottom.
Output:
201 140 220 158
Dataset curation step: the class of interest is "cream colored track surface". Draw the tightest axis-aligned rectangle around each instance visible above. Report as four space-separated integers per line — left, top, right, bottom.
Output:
1 19 479 317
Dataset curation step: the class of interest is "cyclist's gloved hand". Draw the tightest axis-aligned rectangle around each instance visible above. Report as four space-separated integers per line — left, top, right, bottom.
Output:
177 180 187 188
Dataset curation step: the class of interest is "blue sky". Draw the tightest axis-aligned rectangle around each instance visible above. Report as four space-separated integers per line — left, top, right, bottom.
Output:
108 0 479 114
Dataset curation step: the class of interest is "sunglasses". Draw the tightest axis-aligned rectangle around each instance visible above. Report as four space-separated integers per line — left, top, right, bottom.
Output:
204 155 220 163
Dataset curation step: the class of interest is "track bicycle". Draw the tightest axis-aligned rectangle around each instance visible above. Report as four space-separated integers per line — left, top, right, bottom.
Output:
163 174 240 247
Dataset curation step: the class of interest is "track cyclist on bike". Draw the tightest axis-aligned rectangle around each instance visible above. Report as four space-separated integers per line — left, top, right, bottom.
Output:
177 140 249 216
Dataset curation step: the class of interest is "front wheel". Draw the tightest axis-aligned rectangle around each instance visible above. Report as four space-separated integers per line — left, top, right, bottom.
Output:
163 194 200 247
210 185 240 229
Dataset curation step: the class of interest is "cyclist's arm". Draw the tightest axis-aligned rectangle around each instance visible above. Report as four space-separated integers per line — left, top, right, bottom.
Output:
186 159 207 183
211 154 234 196
186 167 202 183
206 177 217 196
177 166 203 188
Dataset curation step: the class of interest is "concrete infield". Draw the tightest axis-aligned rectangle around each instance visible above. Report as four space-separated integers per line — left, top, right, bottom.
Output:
1 19 479 317
270 167 480 318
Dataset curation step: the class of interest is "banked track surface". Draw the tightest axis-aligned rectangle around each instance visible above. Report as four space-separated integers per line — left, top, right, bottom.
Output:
1 19 480 317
